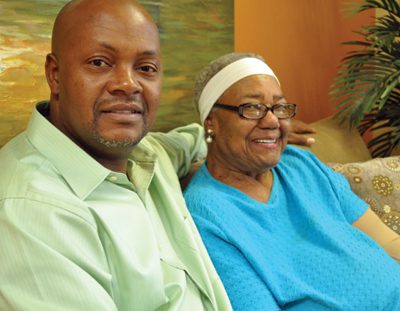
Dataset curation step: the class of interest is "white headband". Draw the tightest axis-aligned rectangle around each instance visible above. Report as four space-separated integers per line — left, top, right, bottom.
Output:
198 57 279 125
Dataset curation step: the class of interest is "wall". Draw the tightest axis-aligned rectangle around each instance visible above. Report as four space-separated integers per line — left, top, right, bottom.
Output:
234 0 374 123
0 0 233 147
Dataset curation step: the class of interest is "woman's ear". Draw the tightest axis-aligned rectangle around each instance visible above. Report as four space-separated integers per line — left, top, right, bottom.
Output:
204 114 214 129
45 53 60 96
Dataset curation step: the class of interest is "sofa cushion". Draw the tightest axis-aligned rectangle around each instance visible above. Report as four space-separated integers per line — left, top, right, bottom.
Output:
328 156 400 234
300 117 372 163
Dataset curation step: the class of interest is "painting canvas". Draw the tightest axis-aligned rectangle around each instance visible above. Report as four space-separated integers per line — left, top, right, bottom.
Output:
0 0 233 147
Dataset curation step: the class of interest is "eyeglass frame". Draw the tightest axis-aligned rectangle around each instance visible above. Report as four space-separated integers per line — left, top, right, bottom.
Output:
213 102 297 120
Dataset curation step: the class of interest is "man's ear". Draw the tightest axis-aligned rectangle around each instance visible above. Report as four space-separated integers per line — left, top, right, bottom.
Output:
45 53 60 95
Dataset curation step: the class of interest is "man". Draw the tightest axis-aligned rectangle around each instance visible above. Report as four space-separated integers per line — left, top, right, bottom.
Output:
0 0 231 309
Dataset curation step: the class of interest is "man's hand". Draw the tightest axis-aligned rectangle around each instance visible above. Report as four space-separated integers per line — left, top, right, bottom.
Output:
288 119 317 146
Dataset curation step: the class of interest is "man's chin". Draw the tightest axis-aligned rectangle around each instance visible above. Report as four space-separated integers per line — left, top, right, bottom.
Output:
97 137 138 149
93 128 148 149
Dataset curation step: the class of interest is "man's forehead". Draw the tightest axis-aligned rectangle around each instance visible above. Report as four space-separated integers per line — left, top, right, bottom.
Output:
77 20 158 40
62 3 154 31
53 1 159 53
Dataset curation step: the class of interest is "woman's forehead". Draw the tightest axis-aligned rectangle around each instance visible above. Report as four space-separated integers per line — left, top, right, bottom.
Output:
222 75 283 101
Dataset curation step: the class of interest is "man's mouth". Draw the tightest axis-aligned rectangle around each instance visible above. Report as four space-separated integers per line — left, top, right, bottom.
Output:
99 104 144 123
103 109 142 114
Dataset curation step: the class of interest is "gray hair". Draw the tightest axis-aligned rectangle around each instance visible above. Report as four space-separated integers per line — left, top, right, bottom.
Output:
193 52 265 113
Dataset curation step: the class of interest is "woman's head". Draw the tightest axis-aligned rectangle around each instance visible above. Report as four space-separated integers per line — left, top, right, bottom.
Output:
195 52 295 175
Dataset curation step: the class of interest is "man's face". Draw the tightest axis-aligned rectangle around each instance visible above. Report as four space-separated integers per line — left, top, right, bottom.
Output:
47 2 162 158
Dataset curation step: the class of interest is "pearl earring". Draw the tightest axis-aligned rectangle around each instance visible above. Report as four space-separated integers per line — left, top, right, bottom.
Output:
206 129 214 143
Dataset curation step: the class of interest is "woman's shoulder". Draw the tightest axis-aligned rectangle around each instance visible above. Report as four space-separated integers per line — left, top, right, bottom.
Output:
276 144 344 184
184 163 242 214
184 163 218 200
280 144 322 167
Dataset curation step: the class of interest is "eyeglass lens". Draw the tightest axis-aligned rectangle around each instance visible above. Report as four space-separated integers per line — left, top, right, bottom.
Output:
242 104 295 119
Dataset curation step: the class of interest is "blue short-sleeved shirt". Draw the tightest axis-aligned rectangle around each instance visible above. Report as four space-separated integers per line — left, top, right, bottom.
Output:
184 145 400 310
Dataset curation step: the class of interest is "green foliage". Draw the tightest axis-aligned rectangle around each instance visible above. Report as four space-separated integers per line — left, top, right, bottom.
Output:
331 0 400 157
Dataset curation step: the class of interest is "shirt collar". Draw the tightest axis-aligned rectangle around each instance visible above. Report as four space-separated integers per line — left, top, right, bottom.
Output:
27 102 112 200
27 102 159 200
127 138 158 201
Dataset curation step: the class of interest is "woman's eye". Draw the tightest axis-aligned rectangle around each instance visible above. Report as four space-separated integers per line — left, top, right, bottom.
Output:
89 59 109 67
246 103 263 109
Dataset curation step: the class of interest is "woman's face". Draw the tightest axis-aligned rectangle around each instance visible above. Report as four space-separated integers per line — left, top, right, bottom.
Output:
206 74 291 175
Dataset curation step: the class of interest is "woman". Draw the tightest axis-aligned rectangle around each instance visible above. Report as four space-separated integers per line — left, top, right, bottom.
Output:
184 52 400 310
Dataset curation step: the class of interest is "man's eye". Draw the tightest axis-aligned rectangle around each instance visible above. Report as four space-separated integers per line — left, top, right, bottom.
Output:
139 65 157 73
89 59 109 67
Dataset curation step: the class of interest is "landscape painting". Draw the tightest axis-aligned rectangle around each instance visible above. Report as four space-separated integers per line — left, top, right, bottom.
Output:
0 0 233 147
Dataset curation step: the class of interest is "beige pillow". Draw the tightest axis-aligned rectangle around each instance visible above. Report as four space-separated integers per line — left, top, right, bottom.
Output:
328 156 400 234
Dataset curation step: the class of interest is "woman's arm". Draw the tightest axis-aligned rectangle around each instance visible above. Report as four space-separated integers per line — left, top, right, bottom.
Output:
353 208 400 262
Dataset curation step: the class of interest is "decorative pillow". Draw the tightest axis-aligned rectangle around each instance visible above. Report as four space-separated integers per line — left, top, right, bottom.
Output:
328 156 400 234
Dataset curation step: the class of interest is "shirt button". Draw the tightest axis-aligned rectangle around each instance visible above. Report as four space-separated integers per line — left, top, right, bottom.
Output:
108 175 118 182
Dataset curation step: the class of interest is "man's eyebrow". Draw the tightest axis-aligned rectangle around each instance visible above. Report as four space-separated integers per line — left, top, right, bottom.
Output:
95 41 160 56
96 43 160 57
140 50 159 57
98 42 117 52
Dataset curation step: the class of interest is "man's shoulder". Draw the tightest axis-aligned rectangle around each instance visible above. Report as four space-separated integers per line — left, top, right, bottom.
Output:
0 132 37 192
133 123 206 167
0 133 86 212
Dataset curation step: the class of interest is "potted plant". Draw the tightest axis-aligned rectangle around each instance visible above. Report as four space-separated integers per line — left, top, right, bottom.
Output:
331 0 400 157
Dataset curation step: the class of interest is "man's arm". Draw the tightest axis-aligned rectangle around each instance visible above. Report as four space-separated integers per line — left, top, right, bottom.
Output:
146 123 207 178
288 119 316 146
0 199 117 310
353 208 400 262
148 120 316 178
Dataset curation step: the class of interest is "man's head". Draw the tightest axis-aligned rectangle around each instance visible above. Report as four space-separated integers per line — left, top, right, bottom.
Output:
45 0 162 166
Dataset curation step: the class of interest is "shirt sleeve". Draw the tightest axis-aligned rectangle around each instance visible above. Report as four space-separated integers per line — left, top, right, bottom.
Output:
191 212 280 311
323 163 369 223
290 147 369 224
0 198 117 311
145 123 207 178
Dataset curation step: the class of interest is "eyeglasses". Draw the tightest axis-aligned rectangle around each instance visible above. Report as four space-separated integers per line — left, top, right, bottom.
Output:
214 102 297 120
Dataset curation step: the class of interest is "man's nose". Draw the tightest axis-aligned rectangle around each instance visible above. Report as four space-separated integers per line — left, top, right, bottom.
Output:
108 66 142 95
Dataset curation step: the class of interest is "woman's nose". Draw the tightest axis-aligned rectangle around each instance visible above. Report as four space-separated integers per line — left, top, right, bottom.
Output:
258 110 280 128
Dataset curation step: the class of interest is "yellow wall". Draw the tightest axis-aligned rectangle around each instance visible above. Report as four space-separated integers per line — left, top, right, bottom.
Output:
234 0 374 123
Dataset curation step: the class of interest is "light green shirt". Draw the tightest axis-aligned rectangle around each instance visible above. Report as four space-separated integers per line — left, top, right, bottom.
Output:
0 103 232 311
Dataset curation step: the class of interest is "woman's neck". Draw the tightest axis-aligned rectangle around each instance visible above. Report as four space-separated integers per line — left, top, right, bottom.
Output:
206 157 274 203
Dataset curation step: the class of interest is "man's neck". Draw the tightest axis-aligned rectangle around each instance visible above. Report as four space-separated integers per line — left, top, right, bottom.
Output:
94 154 130 173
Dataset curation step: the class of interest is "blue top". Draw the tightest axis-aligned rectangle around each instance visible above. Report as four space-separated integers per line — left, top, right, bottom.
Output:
184 145 400 310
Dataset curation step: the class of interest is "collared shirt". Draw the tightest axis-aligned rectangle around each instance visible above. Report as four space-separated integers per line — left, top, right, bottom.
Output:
0 102 232 311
